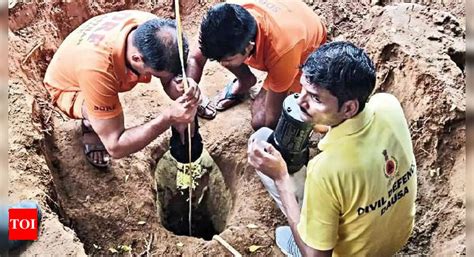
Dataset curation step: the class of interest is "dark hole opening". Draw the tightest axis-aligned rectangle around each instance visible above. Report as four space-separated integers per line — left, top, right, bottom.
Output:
162 190 218 240
155 150 232 241
448 47 465 72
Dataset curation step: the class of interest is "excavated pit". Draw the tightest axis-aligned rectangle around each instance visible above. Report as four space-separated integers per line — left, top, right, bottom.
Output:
9 1 273 255
8 0 466 255
154 151 232 240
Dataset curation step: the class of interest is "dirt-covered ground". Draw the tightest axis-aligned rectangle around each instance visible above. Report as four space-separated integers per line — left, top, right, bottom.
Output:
8 0 465 255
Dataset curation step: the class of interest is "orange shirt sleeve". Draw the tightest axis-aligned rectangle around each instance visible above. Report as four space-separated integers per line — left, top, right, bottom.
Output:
263 41 304 93
78 69 123 120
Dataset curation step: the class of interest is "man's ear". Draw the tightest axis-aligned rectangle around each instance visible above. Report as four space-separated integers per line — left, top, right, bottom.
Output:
246 41 255 53
131 53 142 63
341 99 359 119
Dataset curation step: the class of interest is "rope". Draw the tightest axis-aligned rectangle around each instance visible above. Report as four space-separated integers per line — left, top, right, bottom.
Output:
173 0 194 236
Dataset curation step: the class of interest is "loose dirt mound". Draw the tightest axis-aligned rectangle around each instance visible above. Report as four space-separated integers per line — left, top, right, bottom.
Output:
8 0 465 255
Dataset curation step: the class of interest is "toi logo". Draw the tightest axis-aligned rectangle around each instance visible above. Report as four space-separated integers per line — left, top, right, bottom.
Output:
8 208 39 240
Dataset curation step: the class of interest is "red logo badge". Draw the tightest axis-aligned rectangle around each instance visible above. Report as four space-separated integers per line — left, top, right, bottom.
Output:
8 208 39 240
382 149 398 178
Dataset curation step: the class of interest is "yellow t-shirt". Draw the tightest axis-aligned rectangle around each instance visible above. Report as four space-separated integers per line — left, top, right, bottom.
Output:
297 93 417 256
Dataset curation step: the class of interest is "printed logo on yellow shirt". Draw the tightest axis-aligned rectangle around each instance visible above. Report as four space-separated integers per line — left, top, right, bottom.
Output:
383 149 399 186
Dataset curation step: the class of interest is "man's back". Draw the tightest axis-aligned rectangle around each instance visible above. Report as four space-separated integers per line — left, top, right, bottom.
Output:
44 10 156 119
298 93 417 256
227 0 326 93
44 10 156 93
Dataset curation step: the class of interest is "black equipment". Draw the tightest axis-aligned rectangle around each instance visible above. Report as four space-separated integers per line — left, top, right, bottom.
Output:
267 93 313 174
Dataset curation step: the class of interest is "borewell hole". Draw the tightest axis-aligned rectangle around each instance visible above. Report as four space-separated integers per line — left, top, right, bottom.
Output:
154 150 232 240
162 189 218 240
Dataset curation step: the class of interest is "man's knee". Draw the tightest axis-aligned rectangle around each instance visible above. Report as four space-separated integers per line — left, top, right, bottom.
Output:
248 127 273 148
251 112 279 131
58 92 84 119
251 115 265 131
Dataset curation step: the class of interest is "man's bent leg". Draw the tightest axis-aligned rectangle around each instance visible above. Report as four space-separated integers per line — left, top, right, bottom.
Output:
255 168 306 216
250 89 267 131
275 226 302 257
45 84 84 119
45 84 110 167
81 104 110 167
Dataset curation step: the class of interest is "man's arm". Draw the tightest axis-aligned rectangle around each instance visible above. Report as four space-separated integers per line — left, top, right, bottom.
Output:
248 141 333 257
260 43 305 128
275 175 333 257
88 111 172 158
264 89 287 128
186 47 208 84
88 87 200 158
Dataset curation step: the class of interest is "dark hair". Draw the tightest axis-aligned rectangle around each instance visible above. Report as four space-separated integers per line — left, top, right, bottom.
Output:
302 41 376 114
133 18 189 75
199 3 257 61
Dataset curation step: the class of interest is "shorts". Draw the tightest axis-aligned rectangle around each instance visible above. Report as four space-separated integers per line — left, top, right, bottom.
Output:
44 83 84 119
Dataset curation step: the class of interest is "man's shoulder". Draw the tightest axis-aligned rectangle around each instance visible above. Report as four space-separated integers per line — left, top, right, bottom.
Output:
307 149 362 179
369 93 411 133
369 93 403 112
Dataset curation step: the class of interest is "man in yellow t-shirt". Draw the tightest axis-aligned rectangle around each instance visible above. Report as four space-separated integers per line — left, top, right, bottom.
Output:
248 41 416 256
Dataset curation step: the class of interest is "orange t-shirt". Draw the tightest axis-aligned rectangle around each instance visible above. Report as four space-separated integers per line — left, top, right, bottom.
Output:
44 10 156 119
228 0 327 93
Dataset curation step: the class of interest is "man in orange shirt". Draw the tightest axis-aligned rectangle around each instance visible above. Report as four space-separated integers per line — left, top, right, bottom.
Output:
44 10 202 168
185 0 327 130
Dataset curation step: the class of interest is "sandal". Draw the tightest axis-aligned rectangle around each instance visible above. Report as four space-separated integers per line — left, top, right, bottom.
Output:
215 79 246 111
197 96 217 120
82 120 110 168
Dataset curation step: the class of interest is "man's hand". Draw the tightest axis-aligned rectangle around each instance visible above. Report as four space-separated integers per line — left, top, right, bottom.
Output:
167 83 201 124
164 77 184 100
247 140 288 181
164 77 199 100
166 82 201 144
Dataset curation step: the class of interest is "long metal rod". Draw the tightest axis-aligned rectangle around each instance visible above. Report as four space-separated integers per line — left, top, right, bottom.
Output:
173 0 193 236
213 235 243 257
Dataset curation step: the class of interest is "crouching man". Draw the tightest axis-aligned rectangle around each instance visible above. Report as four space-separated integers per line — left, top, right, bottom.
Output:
43 10 201 168
248 41 417 256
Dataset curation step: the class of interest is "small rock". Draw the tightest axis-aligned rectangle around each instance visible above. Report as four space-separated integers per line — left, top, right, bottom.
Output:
427 35 441 41
333 35 346 42
371 0 381 6
429 168 440 177
434 14 446 25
